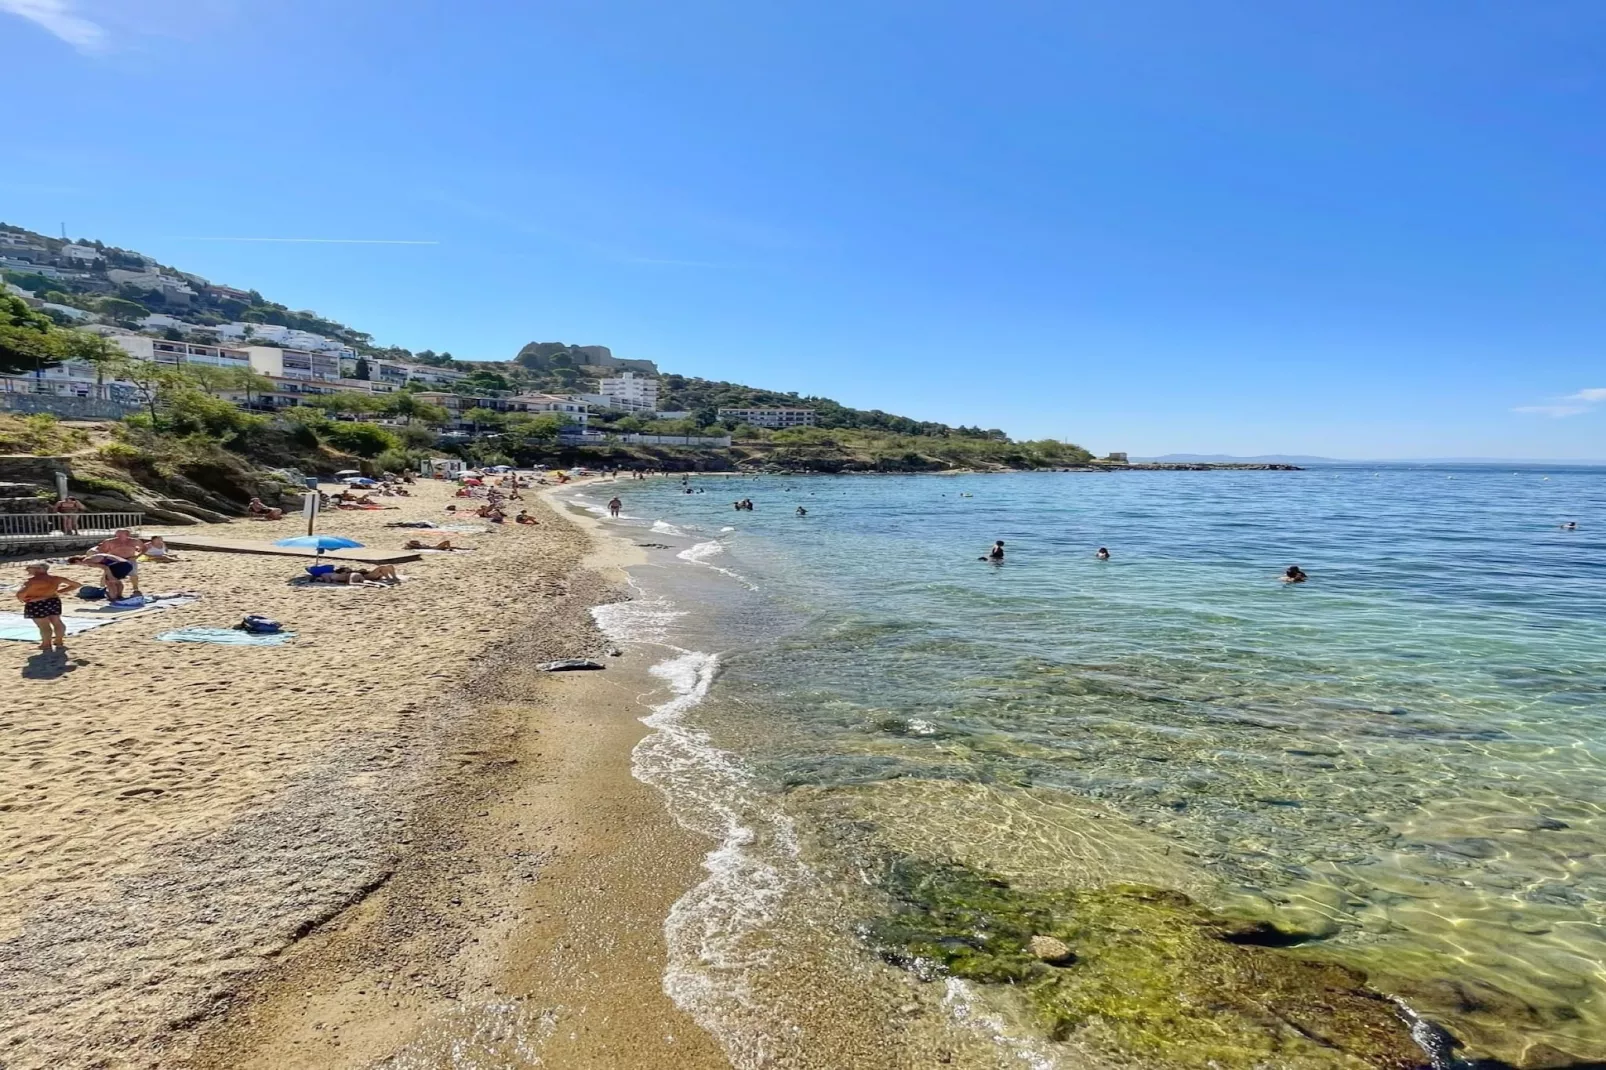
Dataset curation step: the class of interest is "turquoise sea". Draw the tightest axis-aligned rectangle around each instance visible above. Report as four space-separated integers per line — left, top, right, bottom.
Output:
570 466 1606 1069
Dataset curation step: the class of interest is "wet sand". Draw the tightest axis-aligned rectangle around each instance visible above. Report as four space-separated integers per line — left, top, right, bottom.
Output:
0 478 727 1070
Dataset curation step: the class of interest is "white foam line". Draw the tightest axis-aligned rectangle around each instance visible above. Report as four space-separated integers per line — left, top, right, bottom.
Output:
590 579 805 1069
676 539 758 590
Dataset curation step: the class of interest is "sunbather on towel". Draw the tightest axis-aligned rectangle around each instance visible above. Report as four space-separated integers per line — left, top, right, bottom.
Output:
138 535 179 562
403 538 469 551
305 563 401 584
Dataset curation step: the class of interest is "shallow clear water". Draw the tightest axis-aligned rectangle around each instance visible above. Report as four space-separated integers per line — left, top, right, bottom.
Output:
577 466 1606 1066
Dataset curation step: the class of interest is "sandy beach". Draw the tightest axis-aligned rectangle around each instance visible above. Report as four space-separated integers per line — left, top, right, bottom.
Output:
0 477 729 1070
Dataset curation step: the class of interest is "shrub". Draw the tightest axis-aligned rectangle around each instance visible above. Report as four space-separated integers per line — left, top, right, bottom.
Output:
321 421 400 458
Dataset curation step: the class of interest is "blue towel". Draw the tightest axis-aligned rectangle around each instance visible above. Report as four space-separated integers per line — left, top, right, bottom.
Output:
154 627 295 646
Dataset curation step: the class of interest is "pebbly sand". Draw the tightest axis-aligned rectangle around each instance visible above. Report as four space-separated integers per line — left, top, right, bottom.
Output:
0 477 729 1070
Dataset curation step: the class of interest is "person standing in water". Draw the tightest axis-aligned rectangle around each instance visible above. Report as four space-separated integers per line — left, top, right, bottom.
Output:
608 497 622 517
1096 547 1110 560
1281 565 1308 583
982 540 1005 561
796 506 807 516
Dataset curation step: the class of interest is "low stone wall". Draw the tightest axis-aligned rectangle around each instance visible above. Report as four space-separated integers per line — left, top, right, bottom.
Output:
0 394 138 420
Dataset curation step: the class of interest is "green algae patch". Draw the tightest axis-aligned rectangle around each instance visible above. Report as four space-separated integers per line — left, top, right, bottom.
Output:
864 858 1434 1070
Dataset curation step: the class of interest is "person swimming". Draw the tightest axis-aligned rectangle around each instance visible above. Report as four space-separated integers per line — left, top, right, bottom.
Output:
981 540 1005 561
796 506 807 516
1096 547 1110 560
1281 565 1308 583
1562 521 1578 531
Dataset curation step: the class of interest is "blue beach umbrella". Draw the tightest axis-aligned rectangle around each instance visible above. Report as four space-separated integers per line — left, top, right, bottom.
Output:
274 535 364 556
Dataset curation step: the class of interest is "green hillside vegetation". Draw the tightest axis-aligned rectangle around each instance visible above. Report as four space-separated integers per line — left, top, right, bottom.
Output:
5 222 1095 466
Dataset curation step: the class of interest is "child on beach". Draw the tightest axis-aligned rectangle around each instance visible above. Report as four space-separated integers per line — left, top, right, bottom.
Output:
16 563 82 652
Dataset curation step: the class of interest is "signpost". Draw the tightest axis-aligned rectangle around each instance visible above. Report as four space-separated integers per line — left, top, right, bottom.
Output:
303 478 321 536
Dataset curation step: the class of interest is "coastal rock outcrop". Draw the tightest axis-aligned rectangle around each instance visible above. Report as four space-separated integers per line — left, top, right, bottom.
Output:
864 858 1438 1069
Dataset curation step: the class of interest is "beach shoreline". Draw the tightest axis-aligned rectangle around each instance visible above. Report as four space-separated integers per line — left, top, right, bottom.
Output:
1 476 728 1070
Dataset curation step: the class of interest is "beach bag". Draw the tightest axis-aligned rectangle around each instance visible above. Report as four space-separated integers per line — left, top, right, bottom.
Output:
235 615 283 634
77 586 106 601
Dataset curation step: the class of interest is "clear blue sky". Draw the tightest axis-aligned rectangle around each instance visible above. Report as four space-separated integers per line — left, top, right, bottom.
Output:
4 1 1604 459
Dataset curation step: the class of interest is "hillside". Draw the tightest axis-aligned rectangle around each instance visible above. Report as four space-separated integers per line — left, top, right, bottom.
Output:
3 221 1044 444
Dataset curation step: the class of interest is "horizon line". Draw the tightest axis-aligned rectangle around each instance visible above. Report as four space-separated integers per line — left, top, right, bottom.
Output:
167 237 441 245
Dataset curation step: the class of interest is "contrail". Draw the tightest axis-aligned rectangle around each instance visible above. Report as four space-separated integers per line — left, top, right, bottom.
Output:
170 237 441 245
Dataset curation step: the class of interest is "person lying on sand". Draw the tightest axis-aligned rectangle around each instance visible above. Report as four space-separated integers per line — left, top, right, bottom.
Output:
17 562 82 652
247 497 284 520
403 538 471 551
305 564 402 585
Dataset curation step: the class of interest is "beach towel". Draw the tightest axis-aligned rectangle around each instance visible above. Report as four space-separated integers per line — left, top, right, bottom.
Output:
155 627 295 646
80 593 199 615
0 613 115 641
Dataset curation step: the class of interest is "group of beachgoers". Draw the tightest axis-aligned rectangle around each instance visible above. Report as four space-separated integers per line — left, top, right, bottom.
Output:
980 539 1309 581
14 529 181 652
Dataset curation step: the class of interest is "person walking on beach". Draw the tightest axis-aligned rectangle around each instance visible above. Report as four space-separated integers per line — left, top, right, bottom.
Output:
608 497 622 517
17 562 82 652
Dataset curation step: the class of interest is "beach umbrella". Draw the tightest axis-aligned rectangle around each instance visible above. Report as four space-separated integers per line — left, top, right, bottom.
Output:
274 535 364 556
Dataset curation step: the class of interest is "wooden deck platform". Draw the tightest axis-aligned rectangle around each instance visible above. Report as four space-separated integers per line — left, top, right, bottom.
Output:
150 535 421 565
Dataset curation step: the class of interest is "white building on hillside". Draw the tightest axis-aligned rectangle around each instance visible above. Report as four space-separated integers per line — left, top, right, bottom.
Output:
112 335 253 371
507 393 589 425
244 345 342 382
597 371 659 413
717 407 818 428
1 360 136 402
106 269 196 298
405 364 470 386
61 244 100 263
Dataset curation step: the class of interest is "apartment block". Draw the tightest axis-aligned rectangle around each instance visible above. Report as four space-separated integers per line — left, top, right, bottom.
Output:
717 407 818 428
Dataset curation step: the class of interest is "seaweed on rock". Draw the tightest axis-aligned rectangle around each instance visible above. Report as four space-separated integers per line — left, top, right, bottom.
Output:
863 857 1438 1070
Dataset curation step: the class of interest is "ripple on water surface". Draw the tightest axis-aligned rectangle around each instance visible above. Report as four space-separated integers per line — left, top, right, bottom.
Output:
617 468 1606 1066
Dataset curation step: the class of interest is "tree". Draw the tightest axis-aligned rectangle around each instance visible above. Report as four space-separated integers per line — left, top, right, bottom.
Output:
384 392 450 427
462 406 508 432
108 358 182 422
176 363 245 397
0 293 62 376
96 296 149 326
353 356 371 380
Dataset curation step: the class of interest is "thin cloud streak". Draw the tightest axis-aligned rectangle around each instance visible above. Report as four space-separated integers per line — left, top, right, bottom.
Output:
0 0 106 52
1514 386 1606 419
169 237 441 245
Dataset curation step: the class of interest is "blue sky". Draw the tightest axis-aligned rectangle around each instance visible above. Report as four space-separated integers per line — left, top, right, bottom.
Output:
3 0 1604 458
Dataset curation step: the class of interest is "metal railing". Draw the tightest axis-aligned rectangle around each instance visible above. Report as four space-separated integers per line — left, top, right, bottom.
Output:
0 512 145 540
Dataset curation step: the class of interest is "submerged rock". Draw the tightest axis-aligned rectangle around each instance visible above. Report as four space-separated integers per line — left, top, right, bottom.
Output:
863 858 1435 1069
